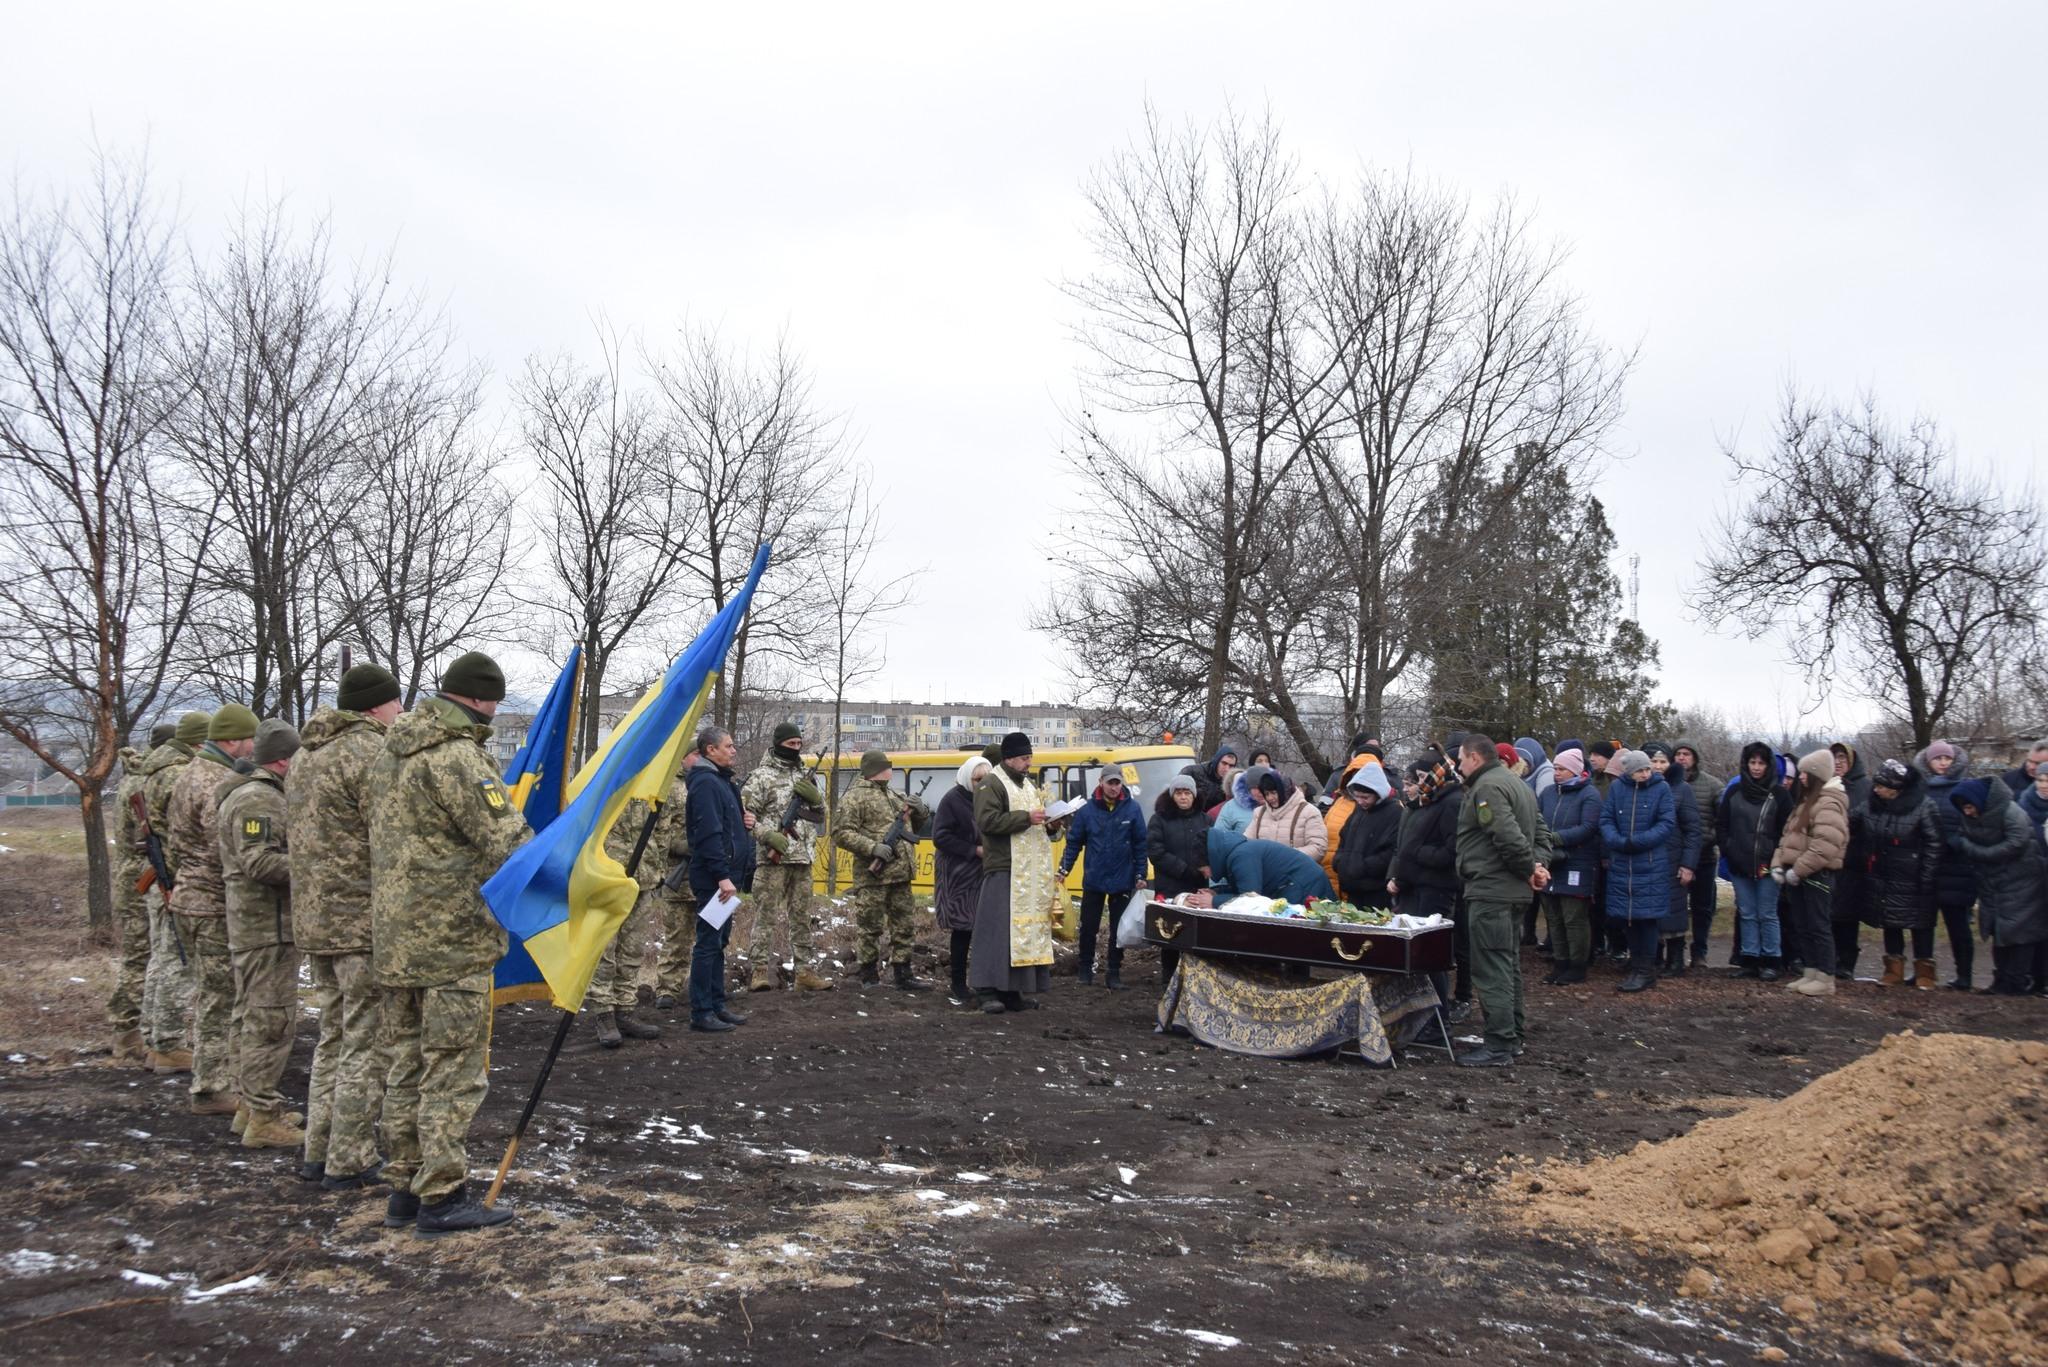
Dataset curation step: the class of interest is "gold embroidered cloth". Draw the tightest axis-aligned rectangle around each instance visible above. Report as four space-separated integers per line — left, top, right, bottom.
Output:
1156 954 1440 1065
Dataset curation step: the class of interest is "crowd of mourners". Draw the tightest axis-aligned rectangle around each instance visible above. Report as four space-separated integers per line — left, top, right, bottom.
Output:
1046 732 2048 1008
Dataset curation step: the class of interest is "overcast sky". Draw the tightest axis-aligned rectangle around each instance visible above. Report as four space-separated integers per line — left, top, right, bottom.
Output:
12 4 2045 734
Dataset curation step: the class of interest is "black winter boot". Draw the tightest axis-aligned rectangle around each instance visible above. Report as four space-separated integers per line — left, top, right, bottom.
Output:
593 1009 622 1049
858 960 880 987
1758 956 1782 983
616 1009 662 1040
415 1183 515 1237
384 1190 421 1227
893 961 928 993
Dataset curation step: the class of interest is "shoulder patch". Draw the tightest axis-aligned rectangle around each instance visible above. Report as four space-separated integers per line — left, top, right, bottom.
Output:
479 777 511 814
1476 799 1494 827
241 815 270 842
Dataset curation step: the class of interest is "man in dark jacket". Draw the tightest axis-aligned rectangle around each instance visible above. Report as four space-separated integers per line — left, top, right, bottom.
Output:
2001 741 2048 797
1672 742 1723 966
1180 747 1238 813
1059 766 1149 988
684 728 753 1033
1452 734 1553 1067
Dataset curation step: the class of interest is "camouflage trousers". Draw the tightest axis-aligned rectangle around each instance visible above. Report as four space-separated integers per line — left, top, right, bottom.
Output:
231 942 300 1117
657 891 693 999
747 863 816 969
381 970 492 1204
176 914 236 1099
305 952 385 1176
106 870 151 1034
589 889 654 1010
852 880 916 968
141 896 191 1052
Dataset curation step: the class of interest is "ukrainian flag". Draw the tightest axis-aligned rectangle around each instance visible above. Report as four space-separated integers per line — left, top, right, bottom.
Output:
485 545 771 1011
492 646 583 999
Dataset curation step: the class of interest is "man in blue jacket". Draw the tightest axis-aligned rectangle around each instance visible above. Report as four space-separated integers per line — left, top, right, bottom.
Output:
1200 828 1335 905
1058 766 1149 989
684 728 754 1034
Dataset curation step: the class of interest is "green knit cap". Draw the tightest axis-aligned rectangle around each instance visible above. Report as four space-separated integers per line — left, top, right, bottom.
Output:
439 650 506 702
149 722 177 748
337 663 400 712
859 749 892 780
253 718 301 764
209 704 258 741
175 712 211 747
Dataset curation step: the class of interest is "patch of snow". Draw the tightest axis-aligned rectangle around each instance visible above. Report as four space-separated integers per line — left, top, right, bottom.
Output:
783 1148 812 1160
1088 1280 1130 1308
913 1190 949 1202
938 1201 980 1218
187 1274 266 1300
124 1234 154 1252
339 1328 356 1342
67 976 86 984
7 1054 26 1064
1118 1166 1138 1185
955 1171 991 1183
1149 1324 1242 1349
4 1249 88 1276
123 1129 151 1140
876 1162 921 1175
122 1269 171 1288
688 1123 714 1141
634 1114 700 1147
779 1243 807 1258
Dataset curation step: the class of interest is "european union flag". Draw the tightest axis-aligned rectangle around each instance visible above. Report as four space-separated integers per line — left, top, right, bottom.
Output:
485 545 771 1011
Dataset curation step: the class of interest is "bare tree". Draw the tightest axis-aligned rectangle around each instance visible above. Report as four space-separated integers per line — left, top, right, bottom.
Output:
648 323 844 735
325 364 517 704
166 203 450 722
0 148 212 932
519 325 694 763
1696 388 2045 749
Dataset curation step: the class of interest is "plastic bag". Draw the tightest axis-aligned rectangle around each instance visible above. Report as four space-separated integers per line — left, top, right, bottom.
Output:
1114 891 1150 949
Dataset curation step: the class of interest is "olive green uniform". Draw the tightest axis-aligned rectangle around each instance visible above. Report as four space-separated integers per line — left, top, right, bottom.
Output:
370 698 531 1203
740 756 824 972
106 751 153 1049
649 777 695 1000
1453 758 1555 1055
218 769 299 1119
286 707 389 1176
165 744 247 1099
832 780 930 969
137 741 196 1056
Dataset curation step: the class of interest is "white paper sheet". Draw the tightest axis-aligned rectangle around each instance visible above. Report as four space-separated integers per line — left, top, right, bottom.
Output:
699 890 741 929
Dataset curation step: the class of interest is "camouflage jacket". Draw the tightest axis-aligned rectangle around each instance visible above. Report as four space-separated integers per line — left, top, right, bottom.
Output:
832 779 930 885
740 755 823 866
653 776 690 894
285 708 386 954
139 740 195 867
114 750 147 878
167 745 246 917
369 697 531 988
218 769 292 952
598 791 688 897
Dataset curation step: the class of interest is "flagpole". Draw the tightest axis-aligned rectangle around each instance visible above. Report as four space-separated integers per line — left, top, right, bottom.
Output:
485 800 665 1208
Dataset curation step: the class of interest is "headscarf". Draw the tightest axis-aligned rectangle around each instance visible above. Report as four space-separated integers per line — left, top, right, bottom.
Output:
955 755 990 791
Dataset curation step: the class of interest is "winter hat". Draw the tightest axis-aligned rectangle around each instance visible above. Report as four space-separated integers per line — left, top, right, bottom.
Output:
1257 768 1286 795
1348 760 1392 799
1642 740 1674 761
1494 742 1520 767
253 719 301 765
439 651 507 702
1240 763 1273 795
1556 738 1585 760
175 712 211 747
1168 773 1197 794
981 743 1004 766
208 704 258 742
1951 777 1992 813
1875 758 1912 790
999 731 1032 759
1553 748 1586 778
337 663 400 713
772 721 803 747
1616 748 1653 777
148 721 177 748
955 754 990 790
1924 739 1957 762
859 749 892 780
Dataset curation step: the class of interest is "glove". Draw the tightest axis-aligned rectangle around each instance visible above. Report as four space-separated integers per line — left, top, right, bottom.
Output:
1783 868 1802 888
1769 866 1786 884
757 830 792 858
791 778 824 806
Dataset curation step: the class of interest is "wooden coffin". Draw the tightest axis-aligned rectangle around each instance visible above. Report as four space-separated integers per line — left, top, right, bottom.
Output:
1141 899 1454 976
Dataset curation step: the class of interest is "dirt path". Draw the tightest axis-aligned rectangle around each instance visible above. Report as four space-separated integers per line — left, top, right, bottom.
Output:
4 918 2045 1364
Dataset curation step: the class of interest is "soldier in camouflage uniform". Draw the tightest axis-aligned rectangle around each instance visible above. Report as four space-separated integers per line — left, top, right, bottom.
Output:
166 703 259 1116
741 722 831 993
287 664 402 1188
106 730 168 1065
587 794 666 1047
832 749 931 991
651 766 693 1009
370 651 528 1236
138 712 208 1074
218 720 304 1149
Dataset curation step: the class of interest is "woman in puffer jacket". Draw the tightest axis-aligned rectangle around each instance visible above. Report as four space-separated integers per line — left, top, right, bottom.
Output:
1916 741 1978 989
1949 776 2048 995
1655 750 1705 978
1599 750 1676 993
1213 769 1259 837
1245 767 1328 862
1861 759 1943 990
1771 748 1851 997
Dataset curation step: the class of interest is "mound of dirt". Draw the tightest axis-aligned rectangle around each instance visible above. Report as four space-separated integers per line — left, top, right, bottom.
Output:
1513 1031 2048 1365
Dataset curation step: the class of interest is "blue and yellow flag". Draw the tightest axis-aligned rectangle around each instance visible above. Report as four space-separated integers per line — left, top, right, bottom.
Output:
485 545 771 1011
492 646 583 999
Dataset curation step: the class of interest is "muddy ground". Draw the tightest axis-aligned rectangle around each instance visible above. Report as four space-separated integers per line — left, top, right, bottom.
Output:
2 808 2045 1364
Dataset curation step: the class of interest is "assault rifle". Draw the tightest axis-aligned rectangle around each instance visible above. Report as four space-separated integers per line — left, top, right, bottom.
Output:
761 750 827 865
127 790 186 965
868 774 935 875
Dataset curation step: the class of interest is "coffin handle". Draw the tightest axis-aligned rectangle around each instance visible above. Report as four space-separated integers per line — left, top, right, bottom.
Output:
1330 935 1370 962
1152 917 1183 939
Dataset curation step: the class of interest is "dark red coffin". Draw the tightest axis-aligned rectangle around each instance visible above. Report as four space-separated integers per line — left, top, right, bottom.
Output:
1141 898 1454 976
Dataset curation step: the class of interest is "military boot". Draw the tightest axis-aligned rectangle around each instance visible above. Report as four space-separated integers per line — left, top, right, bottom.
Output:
857 960 880 987
749 967 778 993
242 1110 307 1150
593 1009 622 1049
148 1047 192 1074
793 967 833 992
384 1190 421 1228
231 1102 250 1136
616 1009 661 1041
297 1160 326 1184
189 1091 239 1117
111 1028 146 1066
415 1184 515 1237
894 962 928 993
321 1161 385 1191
